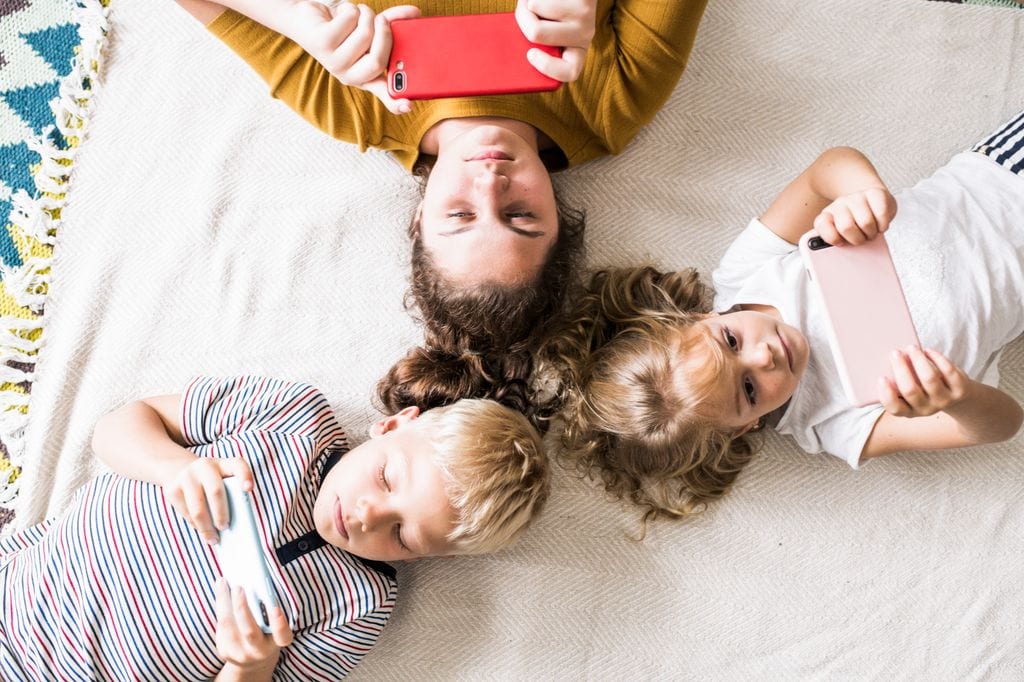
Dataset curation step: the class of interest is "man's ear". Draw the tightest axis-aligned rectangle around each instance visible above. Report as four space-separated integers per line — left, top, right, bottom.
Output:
369 406 421 438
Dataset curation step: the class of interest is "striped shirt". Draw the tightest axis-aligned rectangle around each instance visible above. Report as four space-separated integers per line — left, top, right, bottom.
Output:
1 376 398 681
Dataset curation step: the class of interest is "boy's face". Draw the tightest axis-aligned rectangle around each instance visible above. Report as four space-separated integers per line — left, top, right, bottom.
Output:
313 407 457 562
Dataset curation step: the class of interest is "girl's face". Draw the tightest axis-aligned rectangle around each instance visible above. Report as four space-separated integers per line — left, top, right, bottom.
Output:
418 124 559 286
695 309 810 431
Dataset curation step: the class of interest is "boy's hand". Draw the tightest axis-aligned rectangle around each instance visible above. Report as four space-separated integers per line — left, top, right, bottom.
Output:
215 578 293 674
879 346 970 418
813 186 896 246
286 1 421 114
164 457 255 545
516 0 597 83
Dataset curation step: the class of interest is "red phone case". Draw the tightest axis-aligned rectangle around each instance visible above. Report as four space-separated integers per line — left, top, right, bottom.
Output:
387 13 563 100
799 232 920 407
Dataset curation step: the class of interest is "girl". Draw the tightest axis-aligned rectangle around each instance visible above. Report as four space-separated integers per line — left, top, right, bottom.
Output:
175 0 708 416
548 112 1024 521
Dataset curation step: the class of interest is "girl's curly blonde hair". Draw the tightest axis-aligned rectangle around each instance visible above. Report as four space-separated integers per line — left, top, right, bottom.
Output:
540 266 758 527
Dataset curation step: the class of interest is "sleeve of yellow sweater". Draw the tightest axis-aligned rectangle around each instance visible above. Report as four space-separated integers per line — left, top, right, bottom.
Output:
586 0 708 153
206 9 380 153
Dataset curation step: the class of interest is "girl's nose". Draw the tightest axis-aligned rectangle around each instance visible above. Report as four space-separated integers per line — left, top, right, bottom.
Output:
751 341 775 370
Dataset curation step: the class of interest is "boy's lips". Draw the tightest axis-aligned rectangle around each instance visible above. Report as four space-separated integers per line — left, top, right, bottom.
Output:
334 498 348 540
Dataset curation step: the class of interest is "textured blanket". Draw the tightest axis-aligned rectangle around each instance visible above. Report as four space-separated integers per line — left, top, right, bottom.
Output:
12 0 1024 677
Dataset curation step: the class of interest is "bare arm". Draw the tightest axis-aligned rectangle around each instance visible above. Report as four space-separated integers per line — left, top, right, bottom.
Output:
92 394 193 486
93 394 254 543
760 146 895 245
861 347 1024 459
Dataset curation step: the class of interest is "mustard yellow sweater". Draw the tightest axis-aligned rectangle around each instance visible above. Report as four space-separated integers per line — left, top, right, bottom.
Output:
209 0 706 171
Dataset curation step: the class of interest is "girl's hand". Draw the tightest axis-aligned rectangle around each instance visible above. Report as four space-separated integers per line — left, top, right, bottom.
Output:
163 458 255 545
813 186 896 246
215 578 293 675
515 0 597 83
286 1 421 115
879 347 970 418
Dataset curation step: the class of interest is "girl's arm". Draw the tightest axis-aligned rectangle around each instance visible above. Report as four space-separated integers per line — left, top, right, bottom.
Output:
760 146 896 246
92 395 254 544
861 346 1024 459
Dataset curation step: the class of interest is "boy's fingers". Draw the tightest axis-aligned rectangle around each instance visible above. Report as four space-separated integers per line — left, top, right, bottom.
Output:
215 578 235 627
183 484 217 542
219 458 255 491
270 607 295 647
232 587 261 641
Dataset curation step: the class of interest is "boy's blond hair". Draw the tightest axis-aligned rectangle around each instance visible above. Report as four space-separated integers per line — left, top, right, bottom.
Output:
415 399 549 555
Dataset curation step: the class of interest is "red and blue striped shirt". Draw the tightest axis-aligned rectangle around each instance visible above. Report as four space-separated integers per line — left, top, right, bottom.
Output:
1 376 397 680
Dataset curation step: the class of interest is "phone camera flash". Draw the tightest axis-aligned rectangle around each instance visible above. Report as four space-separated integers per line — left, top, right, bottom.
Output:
396 61 404 70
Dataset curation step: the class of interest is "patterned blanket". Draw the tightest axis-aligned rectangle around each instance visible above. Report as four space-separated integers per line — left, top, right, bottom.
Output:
0 0 108 531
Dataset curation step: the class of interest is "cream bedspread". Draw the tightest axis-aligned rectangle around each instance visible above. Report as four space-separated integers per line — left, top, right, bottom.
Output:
13 0 1024 677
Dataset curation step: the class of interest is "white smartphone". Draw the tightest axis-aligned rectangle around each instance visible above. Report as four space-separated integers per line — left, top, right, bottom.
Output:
215 477 280 634
799 231 920 407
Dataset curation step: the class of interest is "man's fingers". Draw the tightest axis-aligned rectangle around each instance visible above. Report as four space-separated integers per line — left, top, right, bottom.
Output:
377 4 421 22
526 46 583 83
364 79 411 114
325 4 376 79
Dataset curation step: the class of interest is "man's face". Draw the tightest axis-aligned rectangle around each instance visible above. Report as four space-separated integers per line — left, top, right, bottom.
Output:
313 408 457 561
418 124 559 286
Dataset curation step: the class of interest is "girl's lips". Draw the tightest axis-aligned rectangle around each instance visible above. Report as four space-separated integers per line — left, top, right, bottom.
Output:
334 498 348 540
778 330 793 372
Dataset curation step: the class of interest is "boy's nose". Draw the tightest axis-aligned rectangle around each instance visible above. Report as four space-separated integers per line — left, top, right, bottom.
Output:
357 498 388 530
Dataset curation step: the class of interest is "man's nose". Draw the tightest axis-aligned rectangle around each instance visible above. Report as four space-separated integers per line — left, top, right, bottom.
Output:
473 167 510 195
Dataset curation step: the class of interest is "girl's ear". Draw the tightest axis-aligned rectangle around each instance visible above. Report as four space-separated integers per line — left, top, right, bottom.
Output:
734 416 765 436
369 406 422 438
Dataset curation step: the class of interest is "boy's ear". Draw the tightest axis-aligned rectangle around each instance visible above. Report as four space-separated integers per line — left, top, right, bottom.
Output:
369 406 421 438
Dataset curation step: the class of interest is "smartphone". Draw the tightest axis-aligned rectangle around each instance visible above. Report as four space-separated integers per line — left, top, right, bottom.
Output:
799 231 920 407
215 477 280 634
387 13 563 100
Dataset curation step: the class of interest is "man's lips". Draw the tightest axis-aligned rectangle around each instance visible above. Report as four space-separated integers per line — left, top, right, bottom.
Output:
334 498 348 540
467 150 512 161
778 330 793 372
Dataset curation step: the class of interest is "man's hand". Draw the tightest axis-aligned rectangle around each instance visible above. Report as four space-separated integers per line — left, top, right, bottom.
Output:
813 186 897 246
163 457 255 545
285 1 421 114
515 0 597 83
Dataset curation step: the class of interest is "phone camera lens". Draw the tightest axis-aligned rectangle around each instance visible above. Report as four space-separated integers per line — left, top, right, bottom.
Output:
809 237 831 251
393 71 405 92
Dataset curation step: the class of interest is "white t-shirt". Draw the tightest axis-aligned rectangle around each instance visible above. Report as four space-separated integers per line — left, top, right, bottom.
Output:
712 152 1024 467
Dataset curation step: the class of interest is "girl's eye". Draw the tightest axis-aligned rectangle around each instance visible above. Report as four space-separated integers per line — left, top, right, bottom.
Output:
724 328 739 350
447 211 473 218
394 524 410 552
744 377 757 406
505 211 534 220
377 464 391 491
